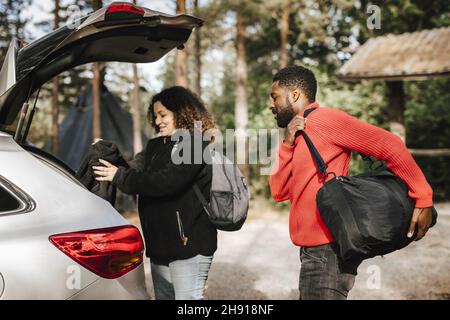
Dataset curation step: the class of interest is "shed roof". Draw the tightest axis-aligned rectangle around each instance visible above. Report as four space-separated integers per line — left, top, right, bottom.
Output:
338 27 450 81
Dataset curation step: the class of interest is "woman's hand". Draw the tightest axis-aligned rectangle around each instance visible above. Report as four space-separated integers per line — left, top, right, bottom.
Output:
93 159 118 182
92 138 102 145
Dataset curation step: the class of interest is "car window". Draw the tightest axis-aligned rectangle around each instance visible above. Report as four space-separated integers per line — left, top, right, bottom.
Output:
0 176 35 216
0 185 21 212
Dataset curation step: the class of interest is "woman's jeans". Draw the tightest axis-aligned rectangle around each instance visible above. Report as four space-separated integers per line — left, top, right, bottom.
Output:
151 254 213 300
299 243 362 300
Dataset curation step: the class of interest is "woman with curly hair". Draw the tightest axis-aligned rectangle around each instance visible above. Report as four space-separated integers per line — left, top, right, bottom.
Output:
93 86 217 300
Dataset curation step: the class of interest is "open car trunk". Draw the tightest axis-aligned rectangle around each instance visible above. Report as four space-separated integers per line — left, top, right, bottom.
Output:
0 2 203 129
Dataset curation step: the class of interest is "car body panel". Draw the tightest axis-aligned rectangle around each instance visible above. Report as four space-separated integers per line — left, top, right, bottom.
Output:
0 131 145 299
0 2 203 299
68 264 150 300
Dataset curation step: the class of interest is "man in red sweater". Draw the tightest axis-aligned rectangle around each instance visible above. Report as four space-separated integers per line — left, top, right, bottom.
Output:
269 66 434 300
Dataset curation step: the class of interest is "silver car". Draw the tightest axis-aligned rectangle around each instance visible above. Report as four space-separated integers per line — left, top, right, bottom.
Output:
0 2 202 299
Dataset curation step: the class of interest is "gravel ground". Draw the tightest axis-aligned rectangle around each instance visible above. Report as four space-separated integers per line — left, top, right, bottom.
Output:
124 201 450 300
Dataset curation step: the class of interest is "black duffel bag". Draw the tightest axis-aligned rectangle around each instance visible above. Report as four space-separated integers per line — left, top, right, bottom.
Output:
300 107 438 262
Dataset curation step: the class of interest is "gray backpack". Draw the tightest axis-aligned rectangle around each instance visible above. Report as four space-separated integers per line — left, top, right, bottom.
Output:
193 147 249 231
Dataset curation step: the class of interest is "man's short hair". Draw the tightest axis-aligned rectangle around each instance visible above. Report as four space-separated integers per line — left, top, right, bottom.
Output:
273 66 317 102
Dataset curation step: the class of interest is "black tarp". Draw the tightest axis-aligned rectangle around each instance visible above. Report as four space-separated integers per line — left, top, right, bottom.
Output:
59 83 146 171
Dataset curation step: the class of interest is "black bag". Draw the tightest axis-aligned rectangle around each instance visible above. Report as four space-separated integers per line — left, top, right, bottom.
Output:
76 140 128 206
300 107 438 262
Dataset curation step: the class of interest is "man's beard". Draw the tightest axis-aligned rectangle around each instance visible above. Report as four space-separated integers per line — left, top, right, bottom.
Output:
275 98 295 128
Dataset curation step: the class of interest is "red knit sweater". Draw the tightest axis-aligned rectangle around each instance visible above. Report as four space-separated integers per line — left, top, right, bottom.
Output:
270 102 433 247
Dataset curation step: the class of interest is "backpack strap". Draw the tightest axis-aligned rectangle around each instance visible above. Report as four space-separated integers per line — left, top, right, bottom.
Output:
193 183 214 217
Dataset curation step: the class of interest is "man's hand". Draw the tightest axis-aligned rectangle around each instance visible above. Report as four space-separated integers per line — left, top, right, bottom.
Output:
93 159 118 182
284 115 307 146
407 207 433 241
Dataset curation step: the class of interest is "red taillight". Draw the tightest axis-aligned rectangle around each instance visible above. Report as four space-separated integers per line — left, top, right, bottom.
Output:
49 225 144 279
105 3 145 17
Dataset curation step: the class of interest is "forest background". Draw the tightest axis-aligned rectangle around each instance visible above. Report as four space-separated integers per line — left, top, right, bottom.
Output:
1 0 449 207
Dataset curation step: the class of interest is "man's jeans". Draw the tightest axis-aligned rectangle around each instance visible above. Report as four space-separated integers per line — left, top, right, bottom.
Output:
299 243 362 300
151 255 213 300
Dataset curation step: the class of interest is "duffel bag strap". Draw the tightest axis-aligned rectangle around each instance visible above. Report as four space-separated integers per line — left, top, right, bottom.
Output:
298 107 330 181
301 107 379 181
299 131 328 176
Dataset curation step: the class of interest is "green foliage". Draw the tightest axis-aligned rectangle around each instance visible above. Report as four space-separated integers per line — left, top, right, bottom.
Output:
0 0 31 63
405 78 450 148
159 51 176 89
405 77 450 200
2 0 449 202
209 61 236 131
317 71 389 126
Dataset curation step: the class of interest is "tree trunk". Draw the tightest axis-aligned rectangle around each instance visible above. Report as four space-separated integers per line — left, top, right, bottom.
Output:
175 0 189 87
235 11 249 180
386 81 406 142
91 0 103 140
132 64 143 153
279 0 290 69
193 0 201 97
51 0 60 155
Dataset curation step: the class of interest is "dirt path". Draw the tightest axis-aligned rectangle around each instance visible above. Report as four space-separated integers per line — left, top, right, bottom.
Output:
125 202 450 300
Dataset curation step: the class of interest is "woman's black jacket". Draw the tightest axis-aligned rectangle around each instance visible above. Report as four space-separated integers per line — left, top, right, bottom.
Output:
112 134 217 265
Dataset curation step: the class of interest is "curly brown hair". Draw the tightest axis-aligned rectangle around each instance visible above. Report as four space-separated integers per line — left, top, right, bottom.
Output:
148 86 216 136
